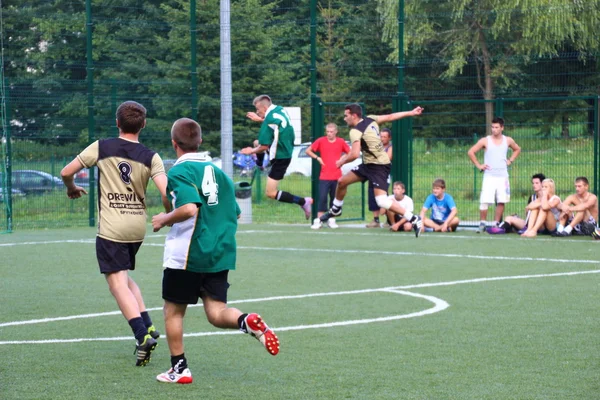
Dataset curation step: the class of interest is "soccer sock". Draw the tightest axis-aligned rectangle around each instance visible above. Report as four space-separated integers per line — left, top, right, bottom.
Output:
480 220 487 225
140 311 153 328
171 354 188 373
564 225 573 234
333 198 343 207
128 317 148 344
238 313 248 332
373 216 380 223
557 224 564 232
404 211 414 220
276 190 303 205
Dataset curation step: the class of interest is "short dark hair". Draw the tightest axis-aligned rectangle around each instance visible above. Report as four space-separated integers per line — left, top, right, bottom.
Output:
531 173 546 182
116 101 146 134
344 103 362 118
171 118 202 152
575 176 589 186
432 178 446 189
381 128 391 136
492 117 504 127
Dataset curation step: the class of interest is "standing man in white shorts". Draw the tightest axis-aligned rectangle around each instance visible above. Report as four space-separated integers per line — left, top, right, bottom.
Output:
468 117 521 233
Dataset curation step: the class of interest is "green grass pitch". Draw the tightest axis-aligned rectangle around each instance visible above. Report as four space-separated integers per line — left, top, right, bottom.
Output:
1 224 599 399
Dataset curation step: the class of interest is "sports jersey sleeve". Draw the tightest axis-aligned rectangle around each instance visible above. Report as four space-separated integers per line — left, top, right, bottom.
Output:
150 153 166 179
258 120 275 146
76 140 99 168
341 139 350 153
367 115 380 124
348 128 363 144
310 137 321 153
168 169 203 209
445 194 457 209
405 197 414 213
423 194 435 210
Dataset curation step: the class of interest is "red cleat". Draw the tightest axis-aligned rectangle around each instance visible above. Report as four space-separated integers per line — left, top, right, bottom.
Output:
244 313 280 356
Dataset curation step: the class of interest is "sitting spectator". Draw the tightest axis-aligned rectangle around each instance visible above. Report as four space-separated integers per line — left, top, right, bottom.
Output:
496 173 545 234
554 176 598 237
419 178 459 232
386 181 414 232
520 178 561 237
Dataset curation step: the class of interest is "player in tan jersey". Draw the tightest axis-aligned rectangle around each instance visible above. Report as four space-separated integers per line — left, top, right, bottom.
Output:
317 103 425 237
61 101 169 366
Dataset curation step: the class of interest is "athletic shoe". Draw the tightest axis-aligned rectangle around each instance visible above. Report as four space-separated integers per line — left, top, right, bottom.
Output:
553 231 571 237
410 215 422 238
135 335 157 367
327 204 343 217
311 218 322 230
147 325 160 340
244 313 280 356
487 226 505 234
327 218 339 229
365 220 381 228
302 198 313 220
156 368 193 384
477 222 486 234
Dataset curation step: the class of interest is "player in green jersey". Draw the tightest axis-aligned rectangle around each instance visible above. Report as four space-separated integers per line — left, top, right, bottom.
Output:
241 94 313 219
152 118 280 384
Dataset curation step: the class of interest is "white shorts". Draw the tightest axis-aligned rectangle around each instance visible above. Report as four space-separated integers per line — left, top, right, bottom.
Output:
480 175 510 204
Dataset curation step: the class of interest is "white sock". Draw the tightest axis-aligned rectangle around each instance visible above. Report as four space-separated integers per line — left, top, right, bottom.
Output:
564 225 573 234
480 220 486 226
404 211 414 220
557 224 564 233
333 199 344 207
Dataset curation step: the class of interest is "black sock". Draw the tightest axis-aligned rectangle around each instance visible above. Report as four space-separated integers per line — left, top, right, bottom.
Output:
374 216 380 223
128 317 148 344
277 191 303 205
140 311 152 328
171 354 188 373
238 313 248 332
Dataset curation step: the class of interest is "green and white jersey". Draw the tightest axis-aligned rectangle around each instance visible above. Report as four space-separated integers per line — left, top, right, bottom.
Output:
163 152 241 273
258 104 294 159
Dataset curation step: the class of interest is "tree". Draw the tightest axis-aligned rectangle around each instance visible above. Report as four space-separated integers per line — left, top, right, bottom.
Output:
376 0 600 134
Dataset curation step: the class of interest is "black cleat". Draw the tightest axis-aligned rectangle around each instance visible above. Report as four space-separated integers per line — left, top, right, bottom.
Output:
135 335 157 367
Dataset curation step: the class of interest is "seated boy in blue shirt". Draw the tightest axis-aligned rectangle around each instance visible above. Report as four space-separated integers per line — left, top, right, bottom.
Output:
420 178 460 232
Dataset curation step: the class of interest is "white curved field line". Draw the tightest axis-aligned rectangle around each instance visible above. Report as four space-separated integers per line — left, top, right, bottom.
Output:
2 269 599 345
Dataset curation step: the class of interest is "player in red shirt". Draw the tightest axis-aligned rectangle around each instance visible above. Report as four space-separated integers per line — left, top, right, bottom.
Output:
306 123 350 229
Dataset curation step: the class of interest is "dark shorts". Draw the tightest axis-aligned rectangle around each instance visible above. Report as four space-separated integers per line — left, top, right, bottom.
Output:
431 218 446 225
96 237 142 274
351 163 391 194
162 268 230 304
268 158 292 181
318 180 338 212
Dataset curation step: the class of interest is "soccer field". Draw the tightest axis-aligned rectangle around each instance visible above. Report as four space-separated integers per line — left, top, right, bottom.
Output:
1 225 599 399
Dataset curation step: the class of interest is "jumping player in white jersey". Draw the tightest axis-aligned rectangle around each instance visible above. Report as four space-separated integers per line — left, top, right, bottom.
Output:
468 117 521 233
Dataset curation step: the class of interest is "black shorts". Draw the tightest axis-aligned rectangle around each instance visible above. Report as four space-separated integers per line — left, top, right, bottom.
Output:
162 268 230 304
318 180 338 212
351 163 391 193
268 158 292 181
96 236 142 274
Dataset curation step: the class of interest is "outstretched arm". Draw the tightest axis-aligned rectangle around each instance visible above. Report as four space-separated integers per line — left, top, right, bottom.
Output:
374 107 424 124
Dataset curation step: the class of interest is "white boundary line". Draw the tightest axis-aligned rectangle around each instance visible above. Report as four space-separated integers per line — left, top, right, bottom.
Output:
1 269 599 345
3 238 596 264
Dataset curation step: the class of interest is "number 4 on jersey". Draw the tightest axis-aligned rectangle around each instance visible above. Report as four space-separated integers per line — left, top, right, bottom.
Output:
201 165 219 205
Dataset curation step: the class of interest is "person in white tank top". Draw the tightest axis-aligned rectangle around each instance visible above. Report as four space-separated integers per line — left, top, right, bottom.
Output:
467 117 521 233
521 178 561 237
